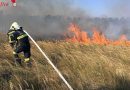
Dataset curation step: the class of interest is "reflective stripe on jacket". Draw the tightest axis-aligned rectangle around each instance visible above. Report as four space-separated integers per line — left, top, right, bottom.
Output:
7 29 30 47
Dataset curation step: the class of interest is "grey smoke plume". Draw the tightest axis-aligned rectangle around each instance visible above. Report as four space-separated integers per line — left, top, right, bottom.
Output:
0 0 87 39
0 0 130 40
108 0 130 18
2 0 71 16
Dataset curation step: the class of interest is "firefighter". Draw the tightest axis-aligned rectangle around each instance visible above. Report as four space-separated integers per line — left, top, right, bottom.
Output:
7 22 31 67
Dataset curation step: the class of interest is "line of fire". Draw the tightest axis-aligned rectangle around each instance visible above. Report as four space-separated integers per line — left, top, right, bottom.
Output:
64 22 130 46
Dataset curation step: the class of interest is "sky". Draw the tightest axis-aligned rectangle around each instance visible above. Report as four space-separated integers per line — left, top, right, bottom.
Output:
0 0 130 38
73 0 130 17
0 0 130 18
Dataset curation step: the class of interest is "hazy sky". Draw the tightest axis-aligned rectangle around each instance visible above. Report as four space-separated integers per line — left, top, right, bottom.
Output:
73 0 130 17
0 0 129 39
0 0 130 18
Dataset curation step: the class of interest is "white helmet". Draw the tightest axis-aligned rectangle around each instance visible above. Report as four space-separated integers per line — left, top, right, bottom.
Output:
10 22 20 30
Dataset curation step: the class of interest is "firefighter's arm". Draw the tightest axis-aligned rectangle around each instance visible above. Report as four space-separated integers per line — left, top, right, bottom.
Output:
7 32 16 48
9 34 16 48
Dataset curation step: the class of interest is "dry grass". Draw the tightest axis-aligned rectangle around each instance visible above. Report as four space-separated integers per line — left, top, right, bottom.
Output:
1 39 130 90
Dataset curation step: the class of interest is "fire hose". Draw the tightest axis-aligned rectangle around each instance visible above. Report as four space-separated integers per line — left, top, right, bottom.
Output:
24 30 73 90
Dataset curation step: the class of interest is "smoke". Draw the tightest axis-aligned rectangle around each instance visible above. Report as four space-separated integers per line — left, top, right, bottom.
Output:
0 0 88 39
0 0 130 40
2 0 70 16
0 0 87 17
108 0 130 18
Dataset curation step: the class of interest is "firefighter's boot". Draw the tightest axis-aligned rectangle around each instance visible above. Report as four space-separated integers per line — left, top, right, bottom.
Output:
24 58 32 68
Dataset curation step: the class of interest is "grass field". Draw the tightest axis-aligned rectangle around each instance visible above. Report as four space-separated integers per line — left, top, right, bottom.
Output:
1 35 130 90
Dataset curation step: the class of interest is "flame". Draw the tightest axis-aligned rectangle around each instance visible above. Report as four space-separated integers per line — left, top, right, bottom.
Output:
92 27 109 45
119 35 127 41
113 35 130 46
65 23 130 46
65 23 90 43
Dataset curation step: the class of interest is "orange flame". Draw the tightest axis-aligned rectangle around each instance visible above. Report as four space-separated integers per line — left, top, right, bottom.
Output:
65 23 90 43
119 35 127 41
92 27 109 45
65 23 130 46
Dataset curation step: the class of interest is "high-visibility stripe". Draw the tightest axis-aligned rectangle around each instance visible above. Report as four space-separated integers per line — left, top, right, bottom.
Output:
8 31 15 35
13 51 17 54
17 34 28 40
24 58 30 62
9 35 12 43
9 34 15 43
9 41 15 43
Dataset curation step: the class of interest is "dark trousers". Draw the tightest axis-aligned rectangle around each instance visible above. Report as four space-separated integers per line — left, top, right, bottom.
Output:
14 45 31 58
13 45 31 65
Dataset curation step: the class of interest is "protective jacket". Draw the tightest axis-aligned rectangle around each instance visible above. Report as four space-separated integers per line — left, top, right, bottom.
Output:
7 22 31 67
7 28 30 49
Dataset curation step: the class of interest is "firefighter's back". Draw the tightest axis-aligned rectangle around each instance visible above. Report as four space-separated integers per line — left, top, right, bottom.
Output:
16 29 30 48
